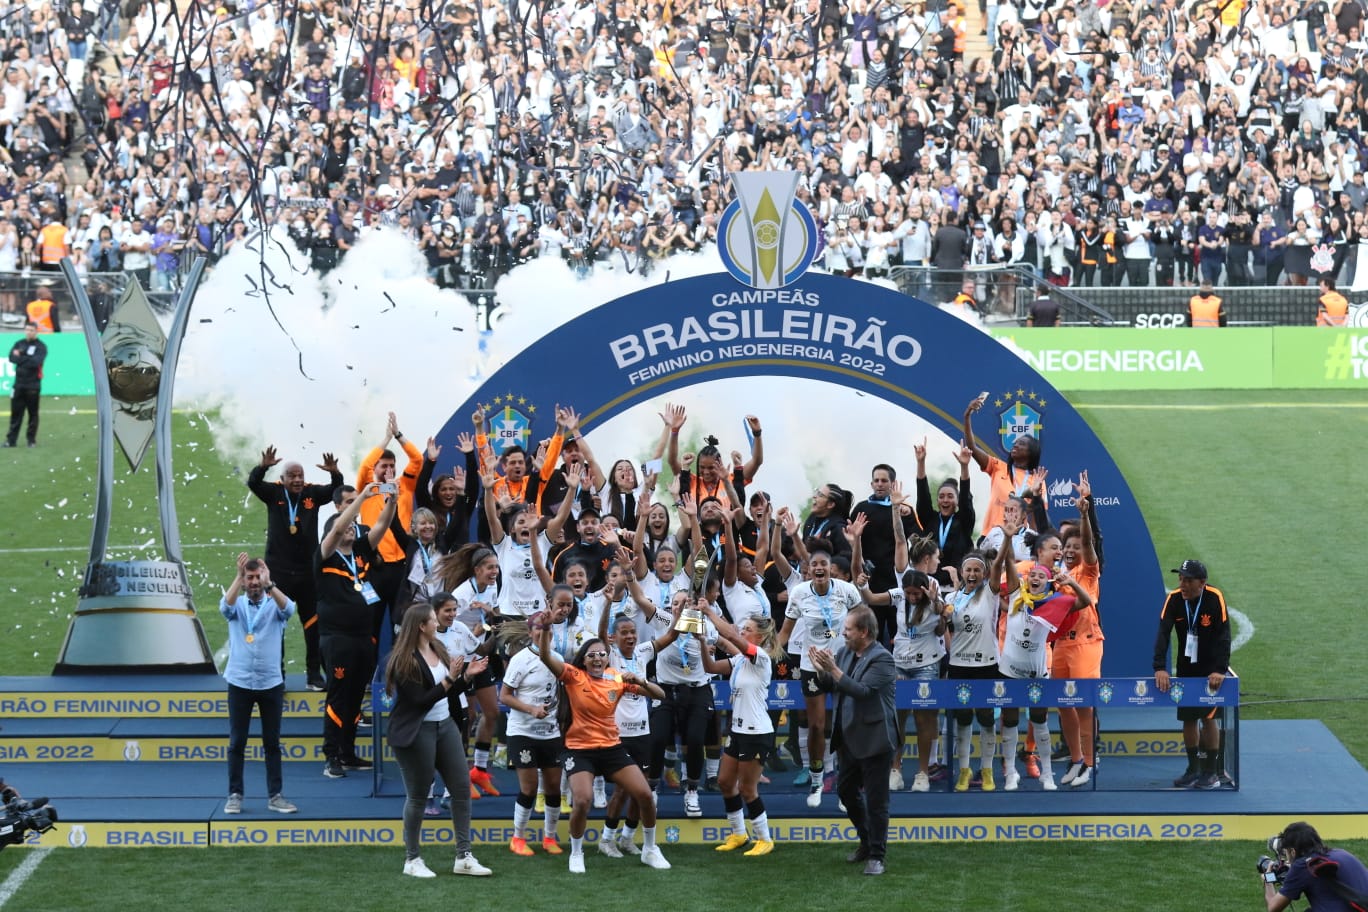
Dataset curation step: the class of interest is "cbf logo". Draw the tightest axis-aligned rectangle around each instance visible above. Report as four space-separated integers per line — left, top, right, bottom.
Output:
1027 683 1044 705
717 171 819 289
664 826 681 844
994 390 1046 453
481 393 534 457
956 683 973 705
1169 681 1186 703
1097 682 1114 704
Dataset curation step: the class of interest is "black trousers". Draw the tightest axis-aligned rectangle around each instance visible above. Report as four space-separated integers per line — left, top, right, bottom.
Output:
321 633 372 762
227 682 284 796
836 746 895 861
650 682 713 783
7 388 39 444
274 567 321 682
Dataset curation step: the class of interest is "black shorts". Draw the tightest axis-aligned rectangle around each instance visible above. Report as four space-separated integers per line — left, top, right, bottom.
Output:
1177 705 1222 723
470 666 499 691
620 734 651 769
799 669 826 699
780 653 801 681
508 735 563 769
564 744 636 779
947 662 1001 680
724 731 774 763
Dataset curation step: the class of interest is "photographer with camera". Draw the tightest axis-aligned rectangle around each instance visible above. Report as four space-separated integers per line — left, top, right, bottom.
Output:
1261 822 1368 912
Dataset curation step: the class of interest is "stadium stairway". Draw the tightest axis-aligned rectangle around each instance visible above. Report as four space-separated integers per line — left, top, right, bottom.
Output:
2 674 1365 849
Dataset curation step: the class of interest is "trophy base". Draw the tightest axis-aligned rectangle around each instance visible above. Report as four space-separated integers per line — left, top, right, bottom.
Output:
53 600 216 675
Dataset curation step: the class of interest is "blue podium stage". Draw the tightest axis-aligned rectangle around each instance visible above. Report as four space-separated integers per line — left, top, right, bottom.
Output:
3 674 1365 848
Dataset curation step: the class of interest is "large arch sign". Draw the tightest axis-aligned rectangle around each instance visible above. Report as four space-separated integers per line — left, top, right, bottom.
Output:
435 175 1164 675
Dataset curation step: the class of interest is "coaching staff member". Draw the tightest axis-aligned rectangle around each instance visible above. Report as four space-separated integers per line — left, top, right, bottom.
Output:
1153 559 1231 790
809 606 897 876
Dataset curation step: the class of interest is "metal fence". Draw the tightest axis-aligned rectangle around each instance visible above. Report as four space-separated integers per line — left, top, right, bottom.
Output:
8 266 1359 336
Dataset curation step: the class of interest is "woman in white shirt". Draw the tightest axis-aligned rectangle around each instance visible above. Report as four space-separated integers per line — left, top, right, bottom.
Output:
434 543 502 796
947 550 1002 792
700 601 782 857
499 591 575 857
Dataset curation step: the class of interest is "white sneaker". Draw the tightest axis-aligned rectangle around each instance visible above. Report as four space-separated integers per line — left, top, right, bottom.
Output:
683 788 702 817
805 783 822 808
1069 765 1092 788
452 853 491 876
641 846 671 870
911 772 930 792
224 793 242 814
1060 761 1084 785
598 837 623 858
593 777 608 809
268 794 298 814
1004 769 1021 791
569 853 586 874
1041 774 1058 791
617 835 641 856
889 768 904 791
403 857 436 878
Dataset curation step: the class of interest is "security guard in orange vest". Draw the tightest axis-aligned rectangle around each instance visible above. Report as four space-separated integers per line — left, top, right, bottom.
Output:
25 287 60 333
1316 278 1349 326
37 218 69 269
1187 281 1226 327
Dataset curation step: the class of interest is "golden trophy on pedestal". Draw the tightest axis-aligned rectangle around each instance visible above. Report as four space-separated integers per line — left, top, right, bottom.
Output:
674 546 711 635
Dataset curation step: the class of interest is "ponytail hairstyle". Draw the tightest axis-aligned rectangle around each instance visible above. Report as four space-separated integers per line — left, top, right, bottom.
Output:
826 483 853 521
433 541 498 591
910 534 940 567
746 615 785 663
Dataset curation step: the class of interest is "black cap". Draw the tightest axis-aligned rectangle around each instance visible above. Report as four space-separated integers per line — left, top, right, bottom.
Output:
1171 559 1207 580
577 505 602 520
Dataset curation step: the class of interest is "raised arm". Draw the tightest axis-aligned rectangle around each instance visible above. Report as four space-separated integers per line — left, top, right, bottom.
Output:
722 512 739 587
741 414 764 481
223 552 249 607
662 403 687 474
891 480 910 573
482 468 507 544
561 407 606 491
962 392 992 470
246 446 280 502
1074 470 1099 567
843 513 868 579
367 487 399 549
997 517 1021 594
545 462 585 544
532 614 566 678
321 483 379 558
530 520 554 593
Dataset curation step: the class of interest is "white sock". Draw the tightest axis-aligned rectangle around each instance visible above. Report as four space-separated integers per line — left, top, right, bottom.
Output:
1033 721 1054 778
798 727 810 767
980 726 998 772
956 723 973 766
601 821 615 841
561 769 570 795
544 805 561 840
513 803 531 839
643 826 658 850
473 747 490 768
822 751 835 775
931 735 943 766
727 809 744 836
594 774 605 791
622 823 637 842
752 812 771 842
570 835 583 856
1001 726 1020 777
706 757 719 779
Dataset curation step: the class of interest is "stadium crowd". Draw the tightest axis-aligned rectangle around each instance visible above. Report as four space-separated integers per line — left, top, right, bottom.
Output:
0 0 1367 297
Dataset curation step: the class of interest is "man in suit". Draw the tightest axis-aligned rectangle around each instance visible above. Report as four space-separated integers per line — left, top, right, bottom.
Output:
810 606 898 876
